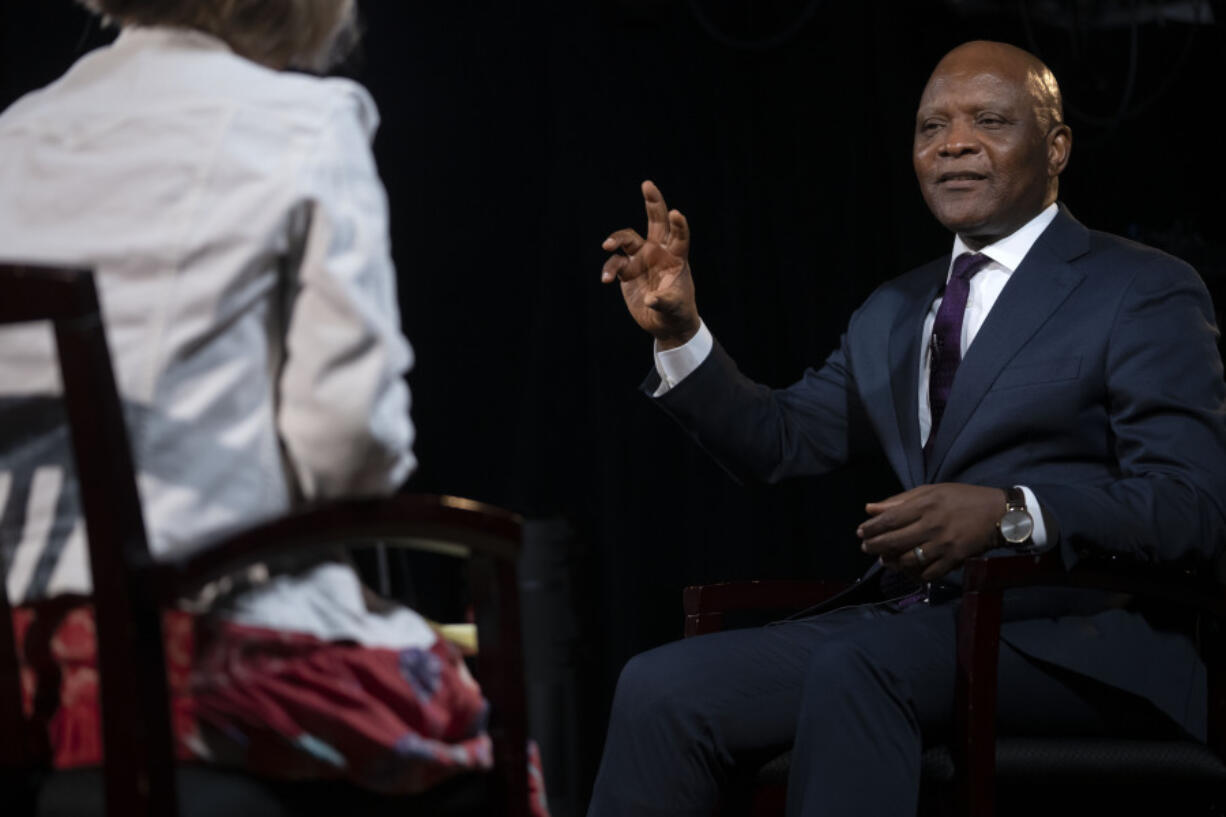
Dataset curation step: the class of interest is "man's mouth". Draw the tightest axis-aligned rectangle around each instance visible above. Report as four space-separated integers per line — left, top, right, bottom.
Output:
937 172 987 184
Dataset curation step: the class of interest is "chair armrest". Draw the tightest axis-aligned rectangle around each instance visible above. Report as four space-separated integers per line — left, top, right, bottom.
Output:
955 549 1226 816
961 550 1226 617
683 580 852 637
146 493 530 817
147 494 521 601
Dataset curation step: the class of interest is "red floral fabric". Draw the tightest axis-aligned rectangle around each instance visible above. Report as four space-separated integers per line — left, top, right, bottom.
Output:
12 603 549 816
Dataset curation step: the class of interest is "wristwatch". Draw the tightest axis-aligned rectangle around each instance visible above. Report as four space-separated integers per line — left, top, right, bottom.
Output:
998 486 1034 549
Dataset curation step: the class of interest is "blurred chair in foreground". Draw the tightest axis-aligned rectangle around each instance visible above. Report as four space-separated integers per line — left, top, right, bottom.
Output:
0 0 551 812
0 263 535 817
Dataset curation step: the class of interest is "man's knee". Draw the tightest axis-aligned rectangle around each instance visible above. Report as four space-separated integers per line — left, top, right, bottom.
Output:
610 643 706 727
799 613 955 735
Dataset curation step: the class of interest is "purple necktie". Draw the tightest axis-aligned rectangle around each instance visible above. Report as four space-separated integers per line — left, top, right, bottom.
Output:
924 252 990 462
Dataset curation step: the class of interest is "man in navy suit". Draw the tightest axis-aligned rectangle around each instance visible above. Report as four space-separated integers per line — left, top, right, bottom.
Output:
587 40 1226 817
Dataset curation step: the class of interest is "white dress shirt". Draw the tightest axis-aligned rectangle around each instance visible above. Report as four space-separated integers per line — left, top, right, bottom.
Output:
0 28 430 647
652 204 1061 547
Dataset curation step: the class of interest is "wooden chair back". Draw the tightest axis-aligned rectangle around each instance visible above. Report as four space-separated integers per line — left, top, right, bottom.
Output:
0 264 531 817
0 263 176 816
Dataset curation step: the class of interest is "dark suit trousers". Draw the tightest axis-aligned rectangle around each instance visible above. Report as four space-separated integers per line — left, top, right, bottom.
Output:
586 599 1177 817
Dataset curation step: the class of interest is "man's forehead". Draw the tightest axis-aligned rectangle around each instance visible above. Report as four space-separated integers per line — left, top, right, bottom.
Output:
917 68 1031 113
919 41 1055 109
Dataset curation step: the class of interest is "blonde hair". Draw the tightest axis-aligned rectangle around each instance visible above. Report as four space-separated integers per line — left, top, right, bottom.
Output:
78 0 359 71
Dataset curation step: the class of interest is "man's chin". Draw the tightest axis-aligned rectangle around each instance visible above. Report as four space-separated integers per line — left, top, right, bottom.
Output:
923 190 989 231
931 208 991 237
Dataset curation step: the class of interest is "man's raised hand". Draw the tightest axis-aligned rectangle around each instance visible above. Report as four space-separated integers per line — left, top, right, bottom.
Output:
601 180 700 349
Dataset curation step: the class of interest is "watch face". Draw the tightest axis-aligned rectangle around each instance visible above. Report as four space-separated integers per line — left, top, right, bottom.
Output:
1000 510 1034 545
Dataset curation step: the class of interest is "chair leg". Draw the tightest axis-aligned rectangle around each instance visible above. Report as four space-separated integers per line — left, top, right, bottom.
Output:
955 588 1002 817
470 553 530 817
0 594 37 817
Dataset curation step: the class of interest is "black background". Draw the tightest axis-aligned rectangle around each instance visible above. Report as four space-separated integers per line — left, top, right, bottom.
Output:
4 1 1225 811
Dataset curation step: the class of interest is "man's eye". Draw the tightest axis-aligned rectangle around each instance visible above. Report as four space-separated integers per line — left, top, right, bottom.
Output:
978 117 1005 128
920 121 942 134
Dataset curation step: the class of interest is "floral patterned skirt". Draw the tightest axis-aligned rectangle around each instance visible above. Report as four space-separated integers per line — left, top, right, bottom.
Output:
12 601 549 815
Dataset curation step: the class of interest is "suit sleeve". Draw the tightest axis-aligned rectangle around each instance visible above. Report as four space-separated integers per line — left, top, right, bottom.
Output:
645 333 858 485
1030 259 1226 569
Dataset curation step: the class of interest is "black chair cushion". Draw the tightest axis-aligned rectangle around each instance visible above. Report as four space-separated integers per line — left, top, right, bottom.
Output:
755 739 1226 789
923 738 1226 785
750 740 1226 815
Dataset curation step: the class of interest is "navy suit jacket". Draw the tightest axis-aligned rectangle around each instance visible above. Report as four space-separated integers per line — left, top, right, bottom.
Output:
649 207 1226 738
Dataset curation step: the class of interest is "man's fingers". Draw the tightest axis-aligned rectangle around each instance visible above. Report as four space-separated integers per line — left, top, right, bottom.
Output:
666 209 690 258
641 180 671 245
603 229 646 257
865 484 934 515
863 497 906 516
880 540 948 581
860 518 930 558
601 254 630 283
857 500 921 540
920 555 953 583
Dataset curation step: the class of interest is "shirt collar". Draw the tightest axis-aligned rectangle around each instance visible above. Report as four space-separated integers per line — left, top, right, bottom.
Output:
949 202 1059 276
114 25 233 55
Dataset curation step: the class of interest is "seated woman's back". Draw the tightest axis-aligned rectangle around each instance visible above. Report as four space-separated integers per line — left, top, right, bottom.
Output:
0 9 551 810
0 24 414 602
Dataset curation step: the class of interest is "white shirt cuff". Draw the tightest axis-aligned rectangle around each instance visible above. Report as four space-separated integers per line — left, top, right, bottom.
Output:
652 321 713 397
1016 485 1049 549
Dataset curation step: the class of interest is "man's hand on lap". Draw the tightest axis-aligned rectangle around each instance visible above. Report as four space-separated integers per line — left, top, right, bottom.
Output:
858 483 1006 581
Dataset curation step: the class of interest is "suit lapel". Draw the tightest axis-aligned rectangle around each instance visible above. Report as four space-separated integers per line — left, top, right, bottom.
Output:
924 207 1091 480
888 260 946 489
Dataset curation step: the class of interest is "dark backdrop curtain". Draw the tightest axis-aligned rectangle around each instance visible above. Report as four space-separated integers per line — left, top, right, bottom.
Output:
4 1 1225 811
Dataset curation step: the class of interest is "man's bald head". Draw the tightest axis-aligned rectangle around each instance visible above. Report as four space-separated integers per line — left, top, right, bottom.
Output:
913 40 1072 247
933 41 1065 132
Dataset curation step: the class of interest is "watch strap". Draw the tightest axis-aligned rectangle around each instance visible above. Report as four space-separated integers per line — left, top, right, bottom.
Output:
1004 485 1026 510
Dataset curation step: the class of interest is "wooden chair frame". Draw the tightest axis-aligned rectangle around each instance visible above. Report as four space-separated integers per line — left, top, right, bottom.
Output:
684 552 1226 816
0 264 530 817
955 549 1226 814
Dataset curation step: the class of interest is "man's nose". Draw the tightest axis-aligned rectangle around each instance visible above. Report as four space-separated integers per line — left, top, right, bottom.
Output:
938 120 979 157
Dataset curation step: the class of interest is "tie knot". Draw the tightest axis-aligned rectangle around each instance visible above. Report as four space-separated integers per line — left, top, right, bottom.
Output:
951 252 989 282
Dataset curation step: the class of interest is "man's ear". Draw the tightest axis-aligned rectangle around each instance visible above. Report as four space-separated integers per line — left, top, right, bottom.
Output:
1047 123 1072 178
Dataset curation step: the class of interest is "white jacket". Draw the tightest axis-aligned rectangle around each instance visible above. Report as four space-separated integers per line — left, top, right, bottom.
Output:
0 27 416 614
